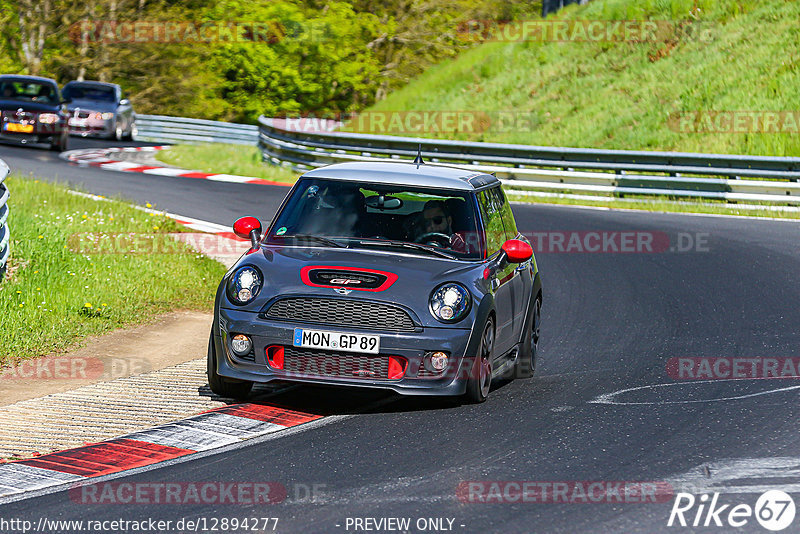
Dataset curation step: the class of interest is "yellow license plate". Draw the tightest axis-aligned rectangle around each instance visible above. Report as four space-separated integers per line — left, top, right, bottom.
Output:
5 123 34 133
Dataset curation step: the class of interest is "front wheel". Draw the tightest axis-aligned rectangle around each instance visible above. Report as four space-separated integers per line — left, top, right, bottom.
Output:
464 317 494 403
49 130 68 152
207 332 253 400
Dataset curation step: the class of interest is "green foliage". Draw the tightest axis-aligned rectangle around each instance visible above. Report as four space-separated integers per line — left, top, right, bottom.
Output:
0 0 538 123
365 0 800 156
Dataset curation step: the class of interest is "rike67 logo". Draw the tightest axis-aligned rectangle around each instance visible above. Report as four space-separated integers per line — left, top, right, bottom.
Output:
668 490 796 531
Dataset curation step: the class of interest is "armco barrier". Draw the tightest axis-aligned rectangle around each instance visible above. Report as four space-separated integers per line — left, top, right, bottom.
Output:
135 114 258 145
256 116 800 205
0 158 10 279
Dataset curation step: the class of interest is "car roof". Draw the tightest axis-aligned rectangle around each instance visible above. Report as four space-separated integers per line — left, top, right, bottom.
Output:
300 161 498 191
64 80 119 89
0 74 58 86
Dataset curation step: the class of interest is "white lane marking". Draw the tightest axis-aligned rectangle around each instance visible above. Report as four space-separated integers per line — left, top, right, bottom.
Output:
206 174 256 183
99 161 140 171
141 167 198 176
666 457 800 495
65 189 231 233
0 464 83 496
172 412 285 439
589 379 800 405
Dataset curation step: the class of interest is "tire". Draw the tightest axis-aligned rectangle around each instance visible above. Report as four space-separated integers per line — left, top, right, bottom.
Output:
123 121 137 141
207 332 253 400
464 317 495 403
49 131 67 152
516 294 541 379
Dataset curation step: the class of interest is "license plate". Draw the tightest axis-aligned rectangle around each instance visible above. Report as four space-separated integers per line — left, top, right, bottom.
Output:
68 118 86 126
293 328 380 354
4 123 33 133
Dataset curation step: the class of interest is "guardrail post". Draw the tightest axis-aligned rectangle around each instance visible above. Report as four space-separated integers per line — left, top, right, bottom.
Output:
0 158 10 281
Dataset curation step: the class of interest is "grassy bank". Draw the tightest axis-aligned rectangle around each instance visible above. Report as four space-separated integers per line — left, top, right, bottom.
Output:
155 144 299 184
355 0 800 157
0 176 226 365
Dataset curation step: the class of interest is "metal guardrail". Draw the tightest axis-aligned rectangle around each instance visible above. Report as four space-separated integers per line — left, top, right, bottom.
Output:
257 116 800 205
135 114 258 145
0 158 10 279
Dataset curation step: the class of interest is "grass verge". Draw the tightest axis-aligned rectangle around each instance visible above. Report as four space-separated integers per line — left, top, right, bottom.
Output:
506 192 800 220
357 0 800 157
155 143 299 184
0 175 226 365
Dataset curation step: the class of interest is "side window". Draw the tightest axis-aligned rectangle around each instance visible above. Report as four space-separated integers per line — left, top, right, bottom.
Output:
497 188 518 239
478 188 506 256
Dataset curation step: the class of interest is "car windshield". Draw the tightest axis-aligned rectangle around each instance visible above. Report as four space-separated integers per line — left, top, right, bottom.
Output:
62 84 116 102
267 178 484 259
0 80 58 104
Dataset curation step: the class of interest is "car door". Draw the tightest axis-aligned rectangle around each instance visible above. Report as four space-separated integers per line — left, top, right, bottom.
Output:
478 187 516 358
497 187 531 342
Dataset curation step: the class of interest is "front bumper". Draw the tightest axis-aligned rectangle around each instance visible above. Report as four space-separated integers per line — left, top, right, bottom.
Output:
214 308 478 396
0 131 60 145
68 118 113 137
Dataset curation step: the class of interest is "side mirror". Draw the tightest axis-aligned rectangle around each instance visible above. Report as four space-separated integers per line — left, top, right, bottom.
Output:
233 216 262 249
119 98 129 106
501 239 532 263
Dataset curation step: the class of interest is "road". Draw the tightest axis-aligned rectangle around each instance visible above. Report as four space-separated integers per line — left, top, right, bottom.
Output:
1 138 800 533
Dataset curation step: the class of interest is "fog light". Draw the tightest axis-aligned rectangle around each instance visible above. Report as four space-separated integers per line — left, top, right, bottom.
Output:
238 288 252 302
430 352 448 371
231 334 252 356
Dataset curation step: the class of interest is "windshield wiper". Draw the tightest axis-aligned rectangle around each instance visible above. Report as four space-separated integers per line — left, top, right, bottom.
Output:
278 234 349 248
356 239 457 259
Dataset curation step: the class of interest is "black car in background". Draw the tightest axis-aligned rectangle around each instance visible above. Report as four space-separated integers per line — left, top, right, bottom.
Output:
62 81 136 140
0 75 69 152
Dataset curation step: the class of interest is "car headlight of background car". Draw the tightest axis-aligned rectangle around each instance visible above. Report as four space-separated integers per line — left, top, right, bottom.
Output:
91 112 114 121
226 266 263 305
38 113 59 124
429 282 471 323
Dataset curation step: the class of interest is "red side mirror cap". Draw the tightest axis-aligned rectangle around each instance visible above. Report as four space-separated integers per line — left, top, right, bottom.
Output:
501 239 532 263
233 216 262 240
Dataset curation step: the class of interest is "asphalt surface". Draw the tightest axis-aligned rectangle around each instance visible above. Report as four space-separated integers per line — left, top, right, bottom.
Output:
2 138 800 533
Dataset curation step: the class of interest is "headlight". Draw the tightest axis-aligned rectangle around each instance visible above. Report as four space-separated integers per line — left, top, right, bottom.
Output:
226 266 263 305
91 112 114 121
38 113 59 124
429 282 471 323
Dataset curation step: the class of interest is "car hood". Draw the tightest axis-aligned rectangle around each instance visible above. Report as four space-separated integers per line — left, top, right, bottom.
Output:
0 99 60 113
226 244 484 326
67 99 117 113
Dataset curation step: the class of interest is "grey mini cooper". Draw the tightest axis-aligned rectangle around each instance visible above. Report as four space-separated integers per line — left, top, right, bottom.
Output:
209 161 542 403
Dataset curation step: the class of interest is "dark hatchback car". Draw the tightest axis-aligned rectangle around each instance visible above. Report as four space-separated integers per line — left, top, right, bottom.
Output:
0 75 69 151
62 81 136 140
209 161 542 403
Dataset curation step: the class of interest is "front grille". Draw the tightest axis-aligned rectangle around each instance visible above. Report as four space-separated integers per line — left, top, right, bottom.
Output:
282 346 392 379
76 111 91 119
264 297 416 332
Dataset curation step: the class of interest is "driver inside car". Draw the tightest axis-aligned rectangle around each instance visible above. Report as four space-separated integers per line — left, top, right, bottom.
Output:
418 200 467 253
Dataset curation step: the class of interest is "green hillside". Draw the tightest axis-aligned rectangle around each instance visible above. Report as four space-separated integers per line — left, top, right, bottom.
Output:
355 0 800 156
